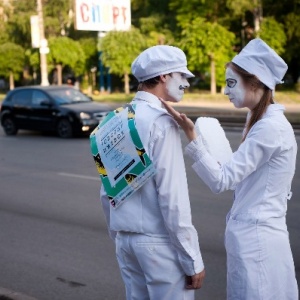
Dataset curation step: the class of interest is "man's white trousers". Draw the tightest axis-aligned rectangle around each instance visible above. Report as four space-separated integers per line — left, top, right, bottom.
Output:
116 232 195 300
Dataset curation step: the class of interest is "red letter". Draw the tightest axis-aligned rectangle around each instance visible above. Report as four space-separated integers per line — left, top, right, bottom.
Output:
112 6 119 24
80 3 89 22
121 7 127 24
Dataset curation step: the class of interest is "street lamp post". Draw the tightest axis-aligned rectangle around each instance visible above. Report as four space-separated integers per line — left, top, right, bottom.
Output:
37 0 49 86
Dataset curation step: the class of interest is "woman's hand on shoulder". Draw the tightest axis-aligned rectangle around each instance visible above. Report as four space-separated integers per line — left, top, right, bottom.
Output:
159 98 197 142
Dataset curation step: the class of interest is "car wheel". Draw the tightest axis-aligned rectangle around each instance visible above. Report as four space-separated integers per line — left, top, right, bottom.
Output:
56 119 73 138
2 116 18 135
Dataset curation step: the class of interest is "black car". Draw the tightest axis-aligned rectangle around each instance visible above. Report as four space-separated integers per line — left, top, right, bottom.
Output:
0 85 112 138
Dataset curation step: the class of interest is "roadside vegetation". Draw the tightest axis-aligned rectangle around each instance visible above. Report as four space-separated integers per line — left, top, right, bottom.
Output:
0 1 299 96
90 91 300 105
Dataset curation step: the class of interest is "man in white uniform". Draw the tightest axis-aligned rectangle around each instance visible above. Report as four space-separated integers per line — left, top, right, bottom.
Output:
100 45 205 300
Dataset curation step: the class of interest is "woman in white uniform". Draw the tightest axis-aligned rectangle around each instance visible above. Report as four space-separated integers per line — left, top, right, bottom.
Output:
161 38 298 300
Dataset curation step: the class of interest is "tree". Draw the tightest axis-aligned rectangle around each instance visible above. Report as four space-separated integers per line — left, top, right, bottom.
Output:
47 36 85 85
0 42 25 89
169 0 229 26
78 37 98 91
5 0 36 48
258 17 286 55
138 15 174 46
43 0 73 37
131 0 176 50
100 28 146 94
25 48 40 85
283 12 300 83
131 0 175 29
179 17 235 94
0 0 10 44
226 0 263 33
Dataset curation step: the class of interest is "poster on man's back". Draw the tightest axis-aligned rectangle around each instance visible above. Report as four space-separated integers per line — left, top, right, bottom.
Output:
90 104 156 209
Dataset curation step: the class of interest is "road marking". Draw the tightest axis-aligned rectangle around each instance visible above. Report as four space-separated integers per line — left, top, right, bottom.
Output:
0 287 39 300
58 172 99 181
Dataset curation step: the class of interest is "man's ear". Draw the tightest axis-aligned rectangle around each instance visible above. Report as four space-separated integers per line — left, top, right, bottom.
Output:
160 74 168 83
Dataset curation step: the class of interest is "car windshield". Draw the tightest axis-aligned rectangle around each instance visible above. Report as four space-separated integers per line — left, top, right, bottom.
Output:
47 88 91 105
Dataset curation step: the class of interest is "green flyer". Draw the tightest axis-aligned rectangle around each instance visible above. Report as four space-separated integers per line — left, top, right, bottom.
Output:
90 104 156 208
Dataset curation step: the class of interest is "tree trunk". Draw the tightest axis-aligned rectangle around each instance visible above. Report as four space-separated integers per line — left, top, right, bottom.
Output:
253 0 263 34
124 72 130 95
56 64 63 85
92 70 96 90
23 66 30 83
220 86 225 95
210 56 216 95
9 71 14 90
85 72 92 96
33 68 38 85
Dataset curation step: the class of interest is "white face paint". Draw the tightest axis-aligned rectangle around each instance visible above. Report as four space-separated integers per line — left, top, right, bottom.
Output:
166 73 190 102
224 68 246 108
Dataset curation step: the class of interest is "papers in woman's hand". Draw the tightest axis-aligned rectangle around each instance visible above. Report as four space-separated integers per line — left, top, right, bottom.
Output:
195 117 233 164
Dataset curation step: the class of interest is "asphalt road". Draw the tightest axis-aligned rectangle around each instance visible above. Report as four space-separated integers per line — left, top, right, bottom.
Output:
0 127 299 300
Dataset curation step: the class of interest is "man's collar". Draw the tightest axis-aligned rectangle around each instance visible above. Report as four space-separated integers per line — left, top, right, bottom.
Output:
134 91 162 107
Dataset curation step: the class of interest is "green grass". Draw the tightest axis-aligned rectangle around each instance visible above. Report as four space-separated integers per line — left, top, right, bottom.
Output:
0 93 5 101
92 93 135 103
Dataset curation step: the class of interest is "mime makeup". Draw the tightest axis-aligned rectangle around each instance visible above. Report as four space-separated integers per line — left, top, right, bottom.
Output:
166 73 190 102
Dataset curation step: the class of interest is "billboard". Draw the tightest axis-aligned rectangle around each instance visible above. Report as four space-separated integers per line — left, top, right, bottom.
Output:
74 0 131 31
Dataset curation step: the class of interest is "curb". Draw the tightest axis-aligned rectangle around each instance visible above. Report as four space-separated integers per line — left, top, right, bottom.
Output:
174 105 300 130
0 287 38 300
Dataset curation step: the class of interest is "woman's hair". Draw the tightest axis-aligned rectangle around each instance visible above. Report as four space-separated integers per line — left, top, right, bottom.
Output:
226 62 274 142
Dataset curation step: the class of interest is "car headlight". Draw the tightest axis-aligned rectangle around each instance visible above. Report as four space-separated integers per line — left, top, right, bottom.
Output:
79 112 91 120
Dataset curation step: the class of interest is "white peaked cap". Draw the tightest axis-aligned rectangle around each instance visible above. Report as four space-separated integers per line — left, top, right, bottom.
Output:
131 45 194 82
232 38 288 90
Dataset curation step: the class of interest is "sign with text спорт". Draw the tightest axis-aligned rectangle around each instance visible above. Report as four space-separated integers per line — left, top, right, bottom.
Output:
74 0 131 31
